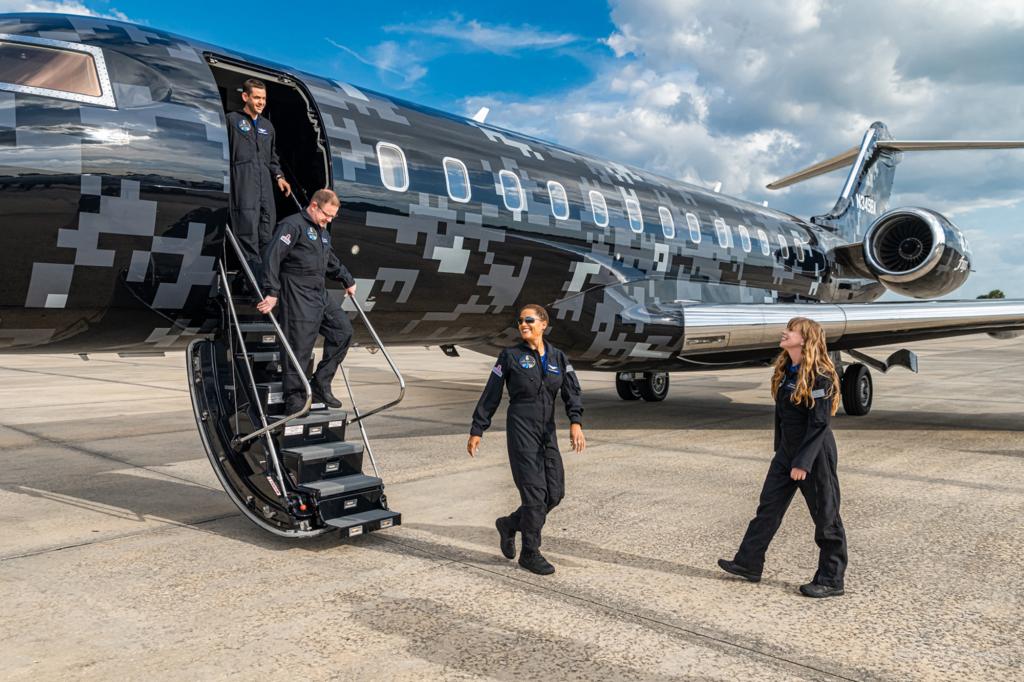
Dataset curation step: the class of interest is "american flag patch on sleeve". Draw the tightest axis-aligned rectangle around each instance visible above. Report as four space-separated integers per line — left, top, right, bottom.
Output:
811 388 826 399
566 364 575 373
280 233 292 245
492 364 503 377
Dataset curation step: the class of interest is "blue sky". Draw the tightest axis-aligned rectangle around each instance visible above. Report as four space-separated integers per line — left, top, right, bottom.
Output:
5 0 1024 297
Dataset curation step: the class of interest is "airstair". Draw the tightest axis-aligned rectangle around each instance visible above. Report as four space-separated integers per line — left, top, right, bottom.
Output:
187 227 405 538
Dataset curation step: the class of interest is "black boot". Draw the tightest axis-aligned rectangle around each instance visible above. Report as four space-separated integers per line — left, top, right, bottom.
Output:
313 381 342 409
518 550 555 575
799 582 844 598
495 517 516 559
717 558 762 583
284 396 306 415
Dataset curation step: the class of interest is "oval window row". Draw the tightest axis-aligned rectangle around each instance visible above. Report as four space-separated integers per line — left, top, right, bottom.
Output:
376 141 808 258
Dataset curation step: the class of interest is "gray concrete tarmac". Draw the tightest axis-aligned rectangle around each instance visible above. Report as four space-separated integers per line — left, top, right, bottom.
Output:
1 336 1022 680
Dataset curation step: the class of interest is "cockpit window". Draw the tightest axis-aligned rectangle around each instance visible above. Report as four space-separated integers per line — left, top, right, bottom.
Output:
0 34 114 107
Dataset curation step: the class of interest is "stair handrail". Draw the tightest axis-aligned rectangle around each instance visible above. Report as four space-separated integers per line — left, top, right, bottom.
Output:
222 226 313 446
289 186 405 424
345 296 406 426
216 259 292 505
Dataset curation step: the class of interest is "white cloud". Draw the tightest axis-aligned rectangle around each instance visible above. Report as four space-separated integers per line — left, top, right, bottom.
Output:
326 39 427 89
0 1 128 20
465 0 1024 296
385 14 580 54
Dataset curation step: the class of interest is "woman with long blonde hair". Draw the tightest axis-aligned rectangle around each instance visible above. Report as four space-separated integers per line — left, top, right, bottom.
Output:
718 317 848 598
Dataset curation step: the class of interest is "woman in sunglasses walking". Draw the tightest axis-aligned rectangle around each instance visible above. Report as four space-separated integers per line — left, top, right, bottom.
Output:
468 304 586 575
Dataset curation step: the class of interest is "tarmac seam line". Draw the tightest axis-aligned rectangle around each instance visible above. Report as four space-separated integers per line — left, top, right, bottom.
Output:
375 534 864 682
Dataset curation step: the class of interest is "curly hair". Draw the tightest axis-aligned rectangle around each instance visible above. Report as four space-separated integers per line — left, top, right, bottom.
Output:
769 317 841 415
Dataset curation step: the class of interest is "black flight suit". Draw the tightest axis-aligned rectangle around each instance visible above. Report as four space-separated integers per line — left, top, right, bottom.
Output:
471 342 583 553
260 210 355 406
227 110 283 264
734 366 848 588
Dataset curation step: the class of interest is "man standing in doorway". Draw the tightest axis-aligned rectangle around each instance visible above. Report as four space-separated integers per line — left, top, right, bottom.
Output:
257 189 355 414
227 78 292 265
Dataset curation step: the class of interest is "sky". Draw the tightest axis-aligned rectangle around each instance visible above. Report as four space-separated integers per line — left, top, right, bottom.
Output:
4 0 1024 298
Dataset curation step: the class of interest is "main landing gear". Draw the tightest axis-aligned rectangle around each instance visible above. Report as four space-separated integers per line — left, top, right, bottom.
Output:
840 362 873 416
615 372 670 402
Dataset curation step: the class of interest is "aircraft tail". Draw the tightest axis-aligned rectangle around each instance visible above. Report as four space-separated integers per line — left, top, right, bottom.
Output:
767 121 1024 243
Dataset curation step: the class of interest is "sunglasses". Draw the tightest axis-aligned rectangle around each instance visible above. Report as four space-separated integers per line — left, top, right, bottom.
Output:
516 316 539 325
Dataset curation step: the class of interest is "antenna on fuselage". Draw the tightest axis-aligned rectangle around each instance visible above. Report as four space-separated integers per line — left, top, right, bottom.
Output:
472 107 490 124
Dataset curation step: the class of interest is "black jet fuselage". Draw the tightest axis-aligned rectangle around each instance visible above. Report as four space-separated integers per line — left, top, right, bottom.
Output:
0 14 969 370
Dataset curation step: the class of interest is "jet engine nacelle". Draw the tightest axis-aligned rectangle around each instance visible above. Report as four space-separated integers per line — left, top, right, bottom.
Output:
862 208 971 298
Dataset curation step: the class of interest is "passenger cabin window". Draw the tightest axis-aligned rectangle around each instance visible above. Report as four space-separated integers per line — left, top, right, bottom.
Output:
790 231 806 262
738 225 752 253
548 181 569 220
499 170 524 211
686 213 702 243
443 157 471 203
757 229 771 256
625 198 644 234
0 36 114 107
777 234 790 259
377 142 409 192
659 206 675 239
588 190 609 227
714 218 733 248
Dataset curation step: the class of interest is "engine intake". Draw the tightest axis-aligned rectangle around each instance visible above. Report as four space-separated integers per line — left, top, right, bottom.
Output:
862 208 971 298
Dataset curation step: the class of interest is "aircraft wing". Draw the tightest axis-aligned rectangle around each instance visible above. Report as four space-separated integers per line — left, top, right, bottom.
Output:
678 299 1024 356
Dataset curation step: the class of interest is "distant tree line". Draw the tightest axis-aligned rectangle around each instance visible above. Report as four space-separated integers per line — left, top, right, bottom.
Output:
977 290 1006 299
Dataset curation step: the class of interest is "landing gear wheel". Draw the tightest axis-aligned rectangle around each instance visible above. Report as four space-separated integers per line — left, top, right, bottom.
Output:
615 373 642 400
841 363 872 416
638 372 670 402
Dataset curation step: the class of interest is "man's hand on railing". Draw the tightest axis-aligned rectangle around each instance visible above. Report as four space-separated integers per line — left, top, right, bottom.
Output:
345 283 357 297
257 295 278 314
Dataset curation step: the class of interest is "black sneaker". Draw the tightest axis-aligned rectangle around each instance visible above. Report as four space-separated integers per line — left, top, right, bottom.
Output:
495 517 516 559
313 382 343 409
717 558 762 583
518 551 555 575
799 582 844 598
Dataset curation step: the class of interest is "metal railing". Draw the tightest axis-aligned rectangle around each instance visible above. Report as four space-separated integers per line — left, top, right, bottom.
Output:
216 258 291 504
223 227 312 446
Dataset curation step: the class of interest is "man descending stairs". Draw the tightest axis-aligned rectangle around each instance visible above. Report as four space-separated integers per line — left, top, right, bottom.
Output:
187 226 403 539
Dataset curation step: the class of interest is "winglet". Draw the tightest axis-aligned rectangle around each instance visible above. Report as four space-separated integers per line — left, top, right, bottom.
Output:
471 107 490 124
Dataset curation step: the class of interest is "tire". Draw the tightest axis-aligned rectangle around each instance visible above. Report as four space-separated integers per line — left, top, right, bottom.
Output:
615 373 642 400
638 372 670 402
841 363 872 416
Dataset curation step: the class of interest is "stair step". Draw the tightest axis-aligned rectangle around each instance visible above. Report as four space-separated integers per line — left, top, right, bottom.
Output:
324 508 401 537
299 473 380 497
284 440 363 482
236 322 280 346
280 407 348 446
239 350 279 363
237 322 275 333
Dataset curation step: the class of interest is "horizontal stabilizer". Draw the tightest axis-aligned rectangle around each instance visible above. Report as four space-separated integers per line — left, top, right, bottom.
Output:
767 139 1024 190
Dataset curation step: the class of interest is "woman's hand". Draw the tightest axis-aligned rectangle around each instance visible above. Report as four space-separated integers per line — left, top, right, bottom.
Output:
467 435 481 458
570 423 586 453
790 467 807 481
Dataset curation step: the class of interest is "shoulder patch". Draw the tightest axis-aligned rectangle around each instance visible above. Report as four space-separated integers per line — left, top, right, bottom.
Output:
491 363 503 378
565 364 575 373
811 388 827 399
279 233 292 245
